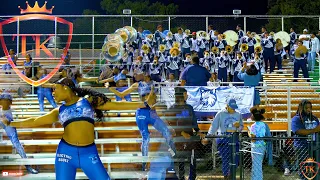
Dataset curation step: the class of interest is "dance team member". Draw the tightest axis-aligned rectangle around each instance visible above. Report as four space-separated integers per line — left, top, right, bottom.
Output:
0 92 38 174
4 78 155 180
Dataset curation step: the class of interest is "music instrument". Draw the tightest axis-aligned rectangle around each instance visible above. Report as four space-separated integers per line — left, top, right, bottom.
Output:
102 34 124 62
274 31 290 47
254 34 261 48
223 30 238 47
169 47 180 56
173 41 180 48
147 34 154 40
270 32 275 37
115 28 130 43
141 44 149 53
167 31 173 38
123 26 138 43
196 31 210 40
211 46 219 54
294 45 308 58
225 45 233 54
163 30 170 36
240 43 249 52
159 44 166 53
254 46 262 53
221 34 226 39
185 29 191 36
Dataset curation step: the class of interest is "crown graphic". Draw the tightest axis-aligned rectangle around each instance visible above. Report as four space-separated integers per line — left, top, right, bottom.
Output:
18 1 54 14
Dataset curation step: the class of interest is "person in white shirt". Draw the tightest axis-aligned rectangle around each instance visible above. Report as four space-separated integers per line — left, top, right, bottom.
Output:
309 32 320 71
207 72 221 86
208 25 217 49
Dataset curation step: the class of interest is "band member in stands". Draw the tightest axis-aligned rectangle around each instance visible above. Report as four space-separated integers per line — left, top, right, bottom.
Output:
261 32 276 73
4 78 155 180
149 56 162 82
217 51 229 82
208 25 217 49
190 32 199 54
260 27 267 38
200 50 212 71
274 39 285 70
237 62 262 107
289 28 297 53
133 56 146 82
247 32 257 58
166 47 181 80
108 73 176 171
236 25 244 51
154 25 165 52
292 41 310 82
215 34 227 52
0 92 38 174
231 52 244 84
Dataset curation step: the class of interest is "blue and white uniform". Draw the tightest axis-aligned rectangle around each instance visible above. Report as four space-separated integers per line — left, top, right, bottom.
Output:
37 74 58 112
114 73 131 102
55 98 110 180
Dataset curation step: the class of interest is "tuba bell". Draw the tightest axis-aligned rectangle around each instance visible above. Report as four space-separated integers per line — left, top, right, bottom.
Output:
167 31 173 38
225 45 233 54
294 45 308 58
147 34 154 40
254 46 262 53
159 44 166 53
123 26 138 43
211 46 219 54
240 43 249 52
275 38 283 51
115 28 130 43
221 34 226 39
102 34 125 62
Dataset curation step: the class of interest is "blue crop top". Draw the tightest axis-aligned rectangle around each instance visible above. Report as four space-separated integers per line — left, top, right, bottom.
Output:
114 73 126 83
58 98 95 128
138 81 153 96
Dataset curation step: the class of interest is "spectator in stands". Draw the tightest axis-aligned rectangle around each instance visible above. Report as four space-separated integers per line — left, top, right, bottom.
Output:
248 107 272 180
292 40 310 82
33 66 58 112
291 100 320 179
207 72 221 86
0 92 38 174
109 73 176 171
98 67 132 102
2 49 18 74
5 77 156 180
169 87 202 179
164 73 179 87
22 54 33 75
180 56 211 86
202 98 243 180
60 47 71 70
309 32 320 72
237 62 261 107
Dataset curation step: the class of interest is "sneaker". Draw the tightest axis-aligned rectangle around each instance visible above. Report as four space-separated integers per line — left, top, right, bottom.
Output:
26 165 38 174
284 168 290 176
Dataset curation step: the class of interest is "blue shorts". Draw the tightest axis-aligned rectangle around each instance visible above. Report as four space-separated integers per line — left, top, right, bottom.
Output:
55 139 110 180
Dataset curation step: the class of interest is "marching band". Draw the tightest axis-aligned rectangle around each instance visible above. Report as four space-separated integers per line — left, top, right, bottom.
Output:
102 24 318 84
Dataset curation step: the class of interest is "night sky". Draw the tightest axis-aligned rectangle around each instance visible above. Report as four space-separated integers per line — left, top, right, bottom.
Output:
0 0 269 16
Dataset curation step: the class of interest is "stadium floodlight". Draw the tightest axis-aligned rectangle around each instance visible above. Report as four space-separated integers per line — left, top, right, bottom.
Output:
233 9 241 15
123 9 132 15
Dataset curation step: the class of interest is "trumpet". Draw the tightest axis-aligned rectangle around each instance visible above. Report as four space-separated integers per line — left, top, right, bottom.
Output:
141 44 149 53
240 43 249 52
147 34 154 40
225 45 233 54
211 46 219 54
159 44 166 53
270 32 275 38
167 32 173 38
254 46 262 53
173 41 180 48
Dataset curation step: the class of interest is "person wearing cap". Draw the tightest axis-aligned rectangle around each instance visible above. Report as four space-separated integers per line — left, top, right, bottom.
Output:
202 99 243 179
0 92 38 174
190 32 199 54
4 78 156 180
109 73 176 171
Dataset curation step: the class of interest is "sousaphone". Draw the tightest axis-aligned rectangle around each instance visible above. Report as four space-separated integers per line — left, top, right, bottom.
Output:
294 46 308 58
124 26 138 43
274 31 290 48
102 34 125 62
115 28 130 43
223 30 238 47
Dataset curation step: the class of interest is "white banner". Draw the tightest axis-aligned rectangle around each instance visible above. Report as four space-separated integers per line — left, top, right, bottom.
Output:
160 86 254 115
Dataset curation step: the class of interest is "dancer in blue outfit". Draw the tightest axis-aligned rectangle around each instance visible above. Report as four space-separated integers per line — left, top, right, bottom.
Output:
4 78 155 180
0 92 38 174
109 73 176 171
